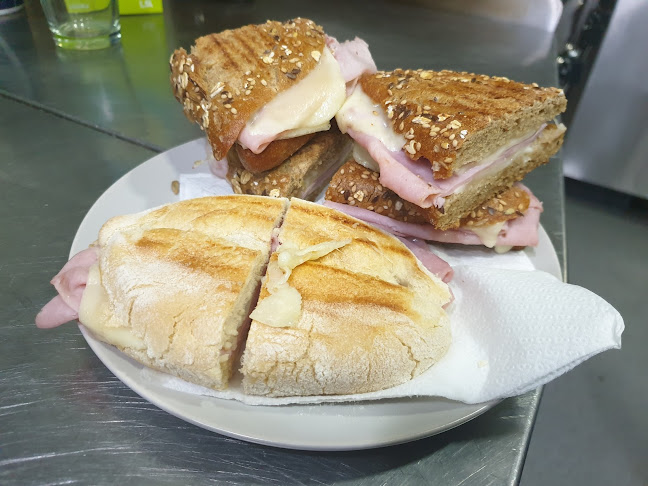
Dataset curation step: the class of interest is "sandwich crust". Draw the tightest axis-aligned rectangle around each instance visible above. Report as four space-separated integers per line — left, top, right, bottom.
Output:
84 196 288 390
226 128 352 200
326 124 563 230
170 18 327 160
326 160 530 227
235 134 315 173
241 199 451 397
360 69 567 179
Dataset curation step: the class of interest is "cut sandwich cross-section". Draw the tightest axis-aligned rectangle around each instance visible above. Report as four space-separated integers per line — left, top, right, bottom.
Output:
335 69 566 230
325 160 544 250
36 196 452 397
170 18 376 201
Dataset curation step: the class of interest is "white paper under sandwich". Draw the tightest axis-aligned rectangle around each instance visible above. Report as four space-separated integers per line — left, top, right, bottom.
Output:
140 207 623 405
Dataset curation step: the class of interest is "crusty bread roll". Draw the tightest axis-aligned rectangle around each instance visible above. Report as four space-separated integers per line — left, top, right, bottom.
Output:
75 196 451 396
79 196 288 390
241 199 451 397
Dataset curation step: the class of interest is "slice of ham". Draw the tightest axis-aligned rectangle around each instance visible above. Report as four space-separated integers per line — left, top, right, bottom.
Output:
324 185 543 247
35 247 98 329
348 126 546 209
396 236 454 283
325 36 377 90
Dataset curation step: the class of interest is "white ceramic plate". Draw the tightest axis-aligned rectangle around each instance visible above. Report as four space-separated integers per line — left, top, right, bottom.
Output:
72 139 562 451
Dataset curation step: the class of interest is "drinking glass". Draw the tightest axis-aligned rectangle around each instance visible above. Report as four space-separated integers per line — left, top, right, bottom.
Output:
40 0 120 50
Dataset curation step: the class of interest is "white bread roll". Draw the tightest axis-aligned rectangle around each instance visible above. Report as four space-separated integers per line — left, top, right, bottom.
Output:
241 199 451 397
79 196 288 390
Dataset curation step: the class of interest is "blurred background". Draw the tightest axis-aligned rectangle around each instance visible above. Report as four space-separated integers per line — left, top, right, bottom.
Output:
1 1 645 484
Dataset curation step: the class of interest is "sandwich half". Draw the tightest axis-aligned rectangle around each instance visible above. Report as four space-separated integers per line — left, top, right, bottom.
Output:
325 160 543 250
37 196 288 390
241 199 451 397
170 18 374 199
334 69 566 230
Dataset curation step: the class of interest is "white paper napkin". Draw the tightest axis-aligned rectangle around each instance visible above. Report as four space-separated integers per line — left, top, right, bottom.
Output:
154 174 624 405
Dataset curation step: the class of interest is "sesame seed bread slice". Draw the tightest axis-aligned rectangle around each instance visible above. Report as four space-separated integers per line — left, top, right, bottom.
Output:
79 196 288 391
170 18 327 160
326 160 531 228
359 69 567 179
327 123 564 230
226 127 352 200
241 199 452 397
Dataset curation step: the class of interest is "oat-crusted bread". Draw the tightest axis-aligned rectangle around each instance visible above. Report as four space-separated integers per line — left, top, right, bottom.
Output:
360 69 567 179
170 18 327 160
326 160 533 228
226 128 352 200
78 196 288 391
241 199 452 397
327 123 563 229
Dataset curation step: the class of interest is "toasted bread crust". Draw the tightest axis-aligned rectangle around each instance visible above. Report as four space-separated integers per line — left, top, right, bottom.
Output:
360 69 566 179
226 128 352 200
170 19 326 160
90 196 288 390
326 124 563 229
235 134 315 173
241 199 451 397
326 161 530 227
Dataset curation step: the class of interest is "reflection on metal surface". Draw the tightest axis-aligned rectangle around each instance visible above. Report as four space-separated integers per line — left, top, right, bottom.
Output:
401 0 563 31
563 0 648 198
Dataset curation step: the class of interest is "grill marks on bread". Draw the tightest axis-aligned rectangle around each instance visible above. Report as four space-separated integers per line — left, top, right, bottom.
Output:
170 19 327 160
90 196 450 396
360 69 566 179
241 199 451 397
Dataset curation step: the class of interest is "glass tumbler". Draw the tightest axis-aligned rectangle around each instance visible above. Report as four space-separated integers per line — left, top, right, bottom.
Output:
40 0 120 50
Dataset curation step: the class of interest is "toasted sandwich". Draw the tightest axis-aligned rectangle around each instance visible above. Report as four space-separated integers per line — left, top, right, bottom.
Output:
325 160 543 251
241 198 451 397
332 69 566 231
36 196 288 390
170 18 375 199
36 196 451 396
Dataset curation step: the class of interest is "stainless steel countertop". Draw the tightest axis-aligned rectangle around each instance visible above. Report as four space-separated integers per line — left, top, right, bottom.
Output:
0 2 565 484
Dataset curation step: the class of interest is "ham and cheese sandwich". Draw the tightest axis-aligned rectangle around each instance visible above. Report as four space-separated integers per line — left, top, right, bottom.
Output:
325 160 542 251
333 69 566 230
242 199 451 397
36 196 452 396
170 18 376 200
37 196 288 390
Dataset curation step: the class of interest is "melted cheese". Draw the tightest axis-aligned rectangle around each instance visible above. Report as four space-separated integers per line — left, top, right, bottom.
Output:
249 284 302 328
352 143 380 172
335 86 406 152
78 265 146 350
251 239 352 328
241 47 346 146
468 221 507 248
276 239 351 284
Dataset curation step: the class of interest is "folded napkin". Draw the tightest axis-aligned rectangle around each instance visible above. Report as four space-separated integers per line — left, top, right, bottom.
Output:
155 174 623 405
